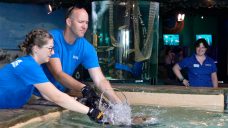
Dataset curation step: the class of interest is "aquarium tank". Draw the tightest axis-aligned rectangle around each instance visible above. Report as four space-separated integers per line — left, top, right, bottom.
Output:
91 0 159 84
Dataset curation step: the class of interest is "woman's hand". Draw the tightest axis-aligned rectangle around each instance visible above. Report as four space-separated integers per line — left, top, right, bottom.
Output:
182 79 190 87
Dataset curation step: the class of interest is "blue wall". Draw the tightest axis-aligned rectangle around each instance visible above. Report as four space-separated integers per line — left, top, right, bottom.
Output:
0 3 66 49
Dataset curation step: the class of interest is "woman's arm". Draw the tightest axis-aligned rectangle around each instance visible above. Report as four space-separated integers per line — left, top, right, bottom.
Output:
211 72 218 88
34 82 89 114
172 64 189 86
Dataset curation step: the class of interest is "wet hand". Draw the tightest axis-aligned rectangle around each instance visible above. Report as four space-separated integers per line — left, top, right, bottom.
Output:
87 108 104 123
81 84 100 108
81 84 111 109
81 84 100 99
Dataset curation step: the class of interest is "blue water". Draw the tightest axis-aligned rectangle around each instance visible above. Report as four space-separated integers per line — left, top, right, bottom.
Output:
24 105 228 128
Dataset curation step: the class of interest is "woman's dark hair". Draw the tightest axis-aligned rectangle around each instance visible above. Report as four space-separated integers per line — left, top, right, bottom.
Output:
194 38 209 49
19 28 53 55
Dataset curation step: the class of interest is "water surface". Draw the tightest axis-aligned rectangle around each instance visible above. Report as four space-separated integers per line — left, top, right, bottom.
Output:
23 105 228 128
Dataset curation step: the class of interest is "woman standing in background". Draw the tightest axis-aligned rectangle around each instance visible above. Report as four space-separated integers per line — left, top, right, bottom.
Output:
172 38 218 88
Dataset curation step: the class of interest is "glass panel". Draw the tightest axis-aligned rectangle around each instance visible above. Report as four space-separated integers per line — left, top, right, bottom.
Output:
92 0 159 84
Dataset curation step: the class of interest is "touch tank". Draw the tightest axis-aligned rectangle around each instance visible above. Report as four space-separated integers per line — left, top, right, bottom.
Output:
91 0 159 84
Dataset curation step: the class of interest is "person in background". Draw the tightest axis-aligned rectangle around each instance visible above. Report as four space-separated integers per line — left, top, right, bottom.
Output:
164 47 176 80
175 47 184 63
34 4 121 107
0 29 103 123
172 38 218 88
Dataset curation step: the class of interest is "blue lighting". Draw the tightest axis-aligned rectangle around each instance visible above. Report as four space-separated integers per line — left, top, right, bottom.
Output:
196 34 212 46
163 34 180 46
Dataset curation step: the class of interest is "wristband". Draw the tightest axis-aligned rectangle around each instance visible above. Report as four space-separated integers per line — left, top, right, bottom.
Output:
179 78 184 82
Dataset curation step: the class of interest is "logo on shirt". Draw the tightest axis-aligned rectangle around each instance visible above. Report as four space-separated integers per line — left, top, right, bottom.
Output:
73 55 79 60
11 59 22 68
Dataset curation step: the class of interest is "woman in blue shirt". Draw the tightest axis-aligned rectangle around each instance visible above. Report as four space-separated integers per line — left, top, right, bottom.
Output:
0 29 103 123
172 38 218 88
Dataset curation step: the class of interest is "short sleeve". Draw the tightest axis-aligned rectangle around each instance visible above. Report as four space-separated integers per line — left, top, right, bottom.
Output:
13 59 49 85
211 60 217 73
178 57 190 69
82 43 100 69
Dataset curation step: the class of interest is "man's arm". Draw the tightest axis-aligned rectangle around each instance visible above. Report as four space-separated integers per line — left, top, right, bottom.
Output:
88 67 122 104
46 58 85 91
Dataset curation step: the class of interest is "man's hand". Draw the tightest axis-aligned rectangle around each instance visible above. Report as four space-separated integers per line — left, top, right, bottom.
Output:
81 84 110 109
87 108 104 123
81 84 100 108
81 84 100 99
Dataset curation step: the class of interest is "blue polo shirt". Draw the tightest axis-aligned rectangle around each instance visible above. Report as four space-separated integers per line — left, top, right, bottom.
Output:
34 29 99 95
178 54 217 87
0 56 49 108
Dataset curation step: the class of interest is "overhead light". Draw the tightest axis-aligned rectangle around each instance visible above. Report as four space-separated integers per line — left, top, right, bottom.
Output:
46 0 62 14
47 4 53 14
177 13 185 21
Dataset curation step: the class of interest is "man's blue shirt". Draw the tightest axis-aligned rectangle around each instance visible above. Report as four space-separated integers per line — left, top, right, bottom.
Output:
37 29 99 93
0 56 49 108
178 54 217 87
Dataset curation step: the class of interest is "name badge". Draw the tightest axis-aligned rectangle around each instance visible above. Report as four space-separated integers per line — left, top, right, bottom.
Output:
205 64 212 66
193 64 199 67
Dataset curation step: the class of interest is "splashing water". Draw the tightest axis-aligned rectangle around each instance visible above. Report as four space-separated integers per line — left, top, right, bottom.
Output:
102 103 132 125
97 89 132 125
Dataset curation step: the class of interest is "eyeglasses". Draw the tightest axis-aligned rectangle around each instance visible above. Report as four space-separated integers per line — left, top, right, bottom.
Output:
43 46 54 52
